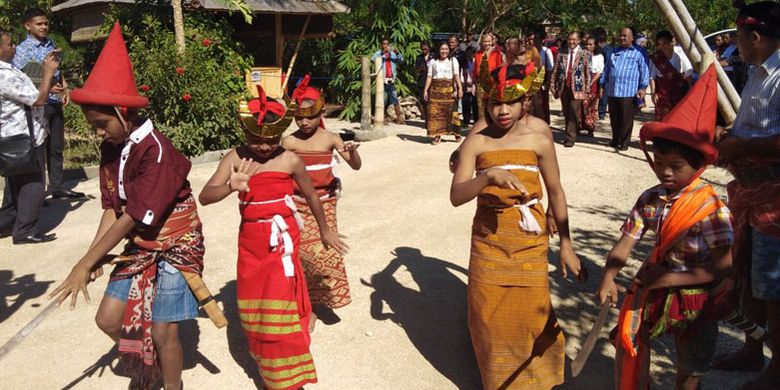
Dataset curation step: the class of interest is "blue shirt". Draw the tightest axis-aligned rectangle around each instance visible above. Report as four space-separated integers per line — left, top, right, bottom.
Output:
732 49 780 138
371 50 403 82
601 45 649 98
12 35 61 104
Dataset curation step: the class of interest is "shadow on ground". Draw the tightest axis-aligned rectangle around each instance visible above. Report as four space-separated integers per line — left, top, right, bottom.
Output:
0 270 53 324
361 246 482 390
215 281 264 389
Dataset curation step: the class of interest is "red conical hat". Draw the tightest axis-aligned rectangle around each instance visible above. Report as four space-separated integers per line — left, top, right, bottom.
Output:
639 64 718 164
71 23 148 108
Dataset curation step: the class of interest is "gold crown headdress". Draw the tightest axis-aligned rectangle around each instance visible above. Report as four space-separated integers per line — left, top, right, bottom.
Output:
238 85 295 139
292 74 325 118
482 64 545 103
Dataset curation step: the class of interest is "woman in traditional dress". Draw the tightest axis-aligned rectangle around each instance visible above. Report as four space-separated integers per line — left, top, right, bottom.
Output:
581 37 604 136
424 42 463 145
450 64 586 389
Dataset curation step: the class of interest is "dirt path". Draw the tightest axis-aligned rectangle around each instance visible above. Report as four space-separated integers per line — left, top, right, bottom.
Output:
0 101 768 389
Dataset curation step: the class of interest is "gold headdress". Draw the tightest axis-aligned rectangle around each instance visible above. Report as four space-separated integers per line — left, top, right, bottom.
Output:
238 85 296 139
292 74 325 118
483 64 545 103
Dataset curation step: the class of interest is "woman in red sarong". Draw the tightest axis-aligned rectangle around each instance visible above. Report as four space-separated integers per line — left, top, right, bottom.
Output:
199 87 347 390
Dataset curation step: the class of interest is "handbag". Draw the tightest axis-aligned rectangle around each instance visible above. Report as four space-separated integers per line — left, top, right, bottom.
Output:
0 102 40 177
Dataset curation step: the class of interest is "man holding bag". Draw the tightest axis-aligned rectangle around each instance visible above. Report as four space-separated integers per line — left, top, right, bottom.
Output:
0 29 60 244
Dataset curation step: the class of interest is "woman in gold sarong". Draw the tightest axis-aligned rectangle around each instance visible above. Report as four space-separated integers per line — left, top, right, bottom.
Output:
424 42 463 144
450 64 586 389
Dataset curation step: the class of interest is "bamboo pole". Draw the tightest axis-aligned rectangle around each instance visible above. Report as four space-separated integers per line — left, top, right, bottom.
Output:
668 0 742 112
280 15 312 95
374 56 385 127
361 56 372 130
172 0 186 54
653 0 737 123
275 14 284 68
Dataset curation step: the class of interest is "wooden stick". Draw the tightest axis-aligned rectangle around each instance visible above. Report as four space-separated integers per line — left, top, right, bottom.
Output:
0 300 59 362
181 271 228 329
280 15 312 95
361 56 372 130
374 56 385 127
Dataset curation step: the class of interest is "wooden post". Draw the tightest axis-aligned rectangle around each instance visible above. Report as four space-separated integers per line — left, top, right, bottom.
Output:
361 56 372 131
280 15 311 95
668 0 741 112
275 14 284 68
653 0 737 123
374 56 385 127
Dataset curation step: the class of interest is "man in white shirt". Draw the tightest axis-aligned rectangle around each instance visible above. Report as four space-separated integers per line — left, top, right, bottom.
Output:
649 30 693 120
0 29 60 244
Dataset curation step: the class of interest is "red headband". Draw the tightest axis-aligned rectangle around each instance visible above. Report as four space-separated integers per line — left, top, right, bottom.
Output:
247 85 285 125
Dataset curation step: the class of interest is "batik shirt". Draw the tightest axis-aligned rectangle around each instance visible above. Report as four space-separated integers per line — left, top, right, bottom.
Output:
621 185 733 271
0 59 46 146
12 35 61 104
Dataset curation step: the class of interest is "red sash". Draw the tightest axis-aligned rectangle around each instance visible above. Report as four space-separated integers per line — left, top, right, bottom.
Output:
651 50 686 102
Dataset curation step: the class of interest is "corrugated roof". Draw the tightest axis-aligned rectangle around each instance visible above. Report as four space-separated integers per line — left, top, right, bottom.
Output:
53 0 349 14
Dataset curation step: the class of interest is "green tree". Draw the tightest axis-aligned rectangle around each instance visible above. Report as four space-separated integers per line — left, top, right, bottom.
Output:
329 0 432 121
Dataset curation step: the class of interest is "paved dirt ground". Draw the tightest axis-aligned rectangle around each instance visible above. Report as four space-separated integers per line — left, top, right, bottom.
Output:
0 100 770 389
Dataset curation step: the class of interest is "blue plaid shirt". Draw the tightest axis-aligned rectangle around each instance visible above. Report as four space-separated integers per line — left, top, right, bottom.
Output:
601 45 649 98
12 35 61 104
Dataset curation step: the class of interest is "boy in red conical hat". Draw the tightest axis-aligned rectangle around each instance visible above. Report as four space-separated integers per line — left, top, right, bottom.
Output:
49 23 205 390
199 85 347 390
596 65 734 390
282 75 361 332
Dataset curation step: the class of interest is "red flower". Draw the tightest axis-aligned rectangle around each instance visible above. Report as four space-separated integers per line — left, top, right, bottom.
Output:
182 94 191 102
176 66 185 75
202 38 212 47
140 84 150 92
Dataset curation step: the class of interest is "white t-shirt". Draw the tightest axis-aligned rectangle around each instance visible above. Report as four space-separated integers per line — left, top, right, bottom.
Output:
591 54 604 74
427 58 460 80
650 48 693 79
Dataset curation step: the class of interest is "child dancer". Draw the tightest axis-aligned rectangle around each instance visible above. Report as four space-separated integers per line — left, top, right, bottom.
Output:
50 24 205 390
199 87 347 389
596 66 733 390
282 75 361 331
450 64 585 389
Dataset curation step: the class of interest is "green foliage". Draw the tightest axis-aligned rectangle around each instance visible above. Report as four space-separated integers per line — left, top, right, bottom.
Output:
329 1 432 121
120 14 253 156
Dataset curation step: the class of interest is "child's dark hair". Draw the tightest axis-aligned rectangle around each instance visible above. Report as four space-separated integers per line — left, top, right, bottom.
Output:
655 30 674 44
652 137 705 169
23 8 46 23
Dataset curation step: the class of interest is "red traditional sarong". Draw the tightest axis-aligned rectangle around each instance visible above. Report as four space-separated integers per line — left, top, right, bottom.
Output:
111 195 205 389
293 151 351 308
651 50 687 121
237 172 317 390
615 179 722 390
580 80 599 133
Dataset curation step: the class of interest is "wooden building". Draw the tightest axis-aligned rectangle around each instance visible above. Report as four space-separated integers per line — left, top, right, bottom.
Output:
51 0 350 67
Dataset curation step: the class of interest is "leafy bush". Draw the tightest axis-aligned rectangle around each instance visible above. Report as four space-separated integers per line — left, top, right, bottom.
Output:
329 2 431 121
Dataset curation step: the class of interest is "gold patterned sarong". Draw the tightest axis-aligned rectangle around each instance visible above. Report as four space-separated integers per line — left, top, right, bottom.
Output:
293 151 351 308
468 149 564 390
427 79 458 137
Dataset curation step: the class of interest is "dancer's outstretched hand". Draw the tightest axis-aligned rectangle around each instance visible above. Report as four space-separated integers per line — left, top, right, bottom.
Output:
321 229 349 256
49 264 92 310
229 158 259 192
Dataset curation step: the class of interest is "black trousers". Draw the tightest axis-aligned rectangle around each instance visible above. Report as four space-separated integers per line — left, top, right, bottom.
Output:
562 88 584 144
608 97 636 149
0 146 46 239
462 92 478 125
44 103 65 193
